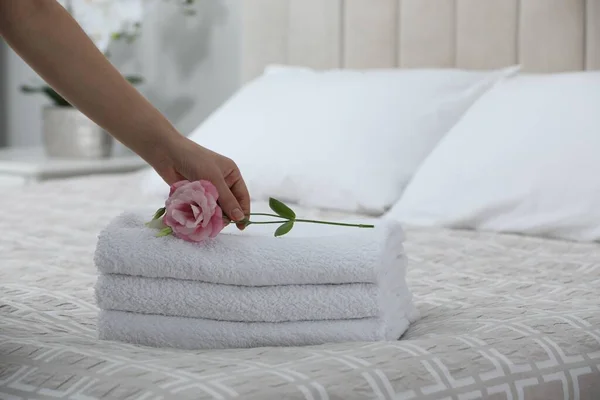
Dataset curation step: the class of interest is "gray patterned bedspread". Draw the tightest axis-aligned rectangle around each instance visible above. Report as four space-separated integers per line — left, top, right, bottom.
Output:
1 173 599 400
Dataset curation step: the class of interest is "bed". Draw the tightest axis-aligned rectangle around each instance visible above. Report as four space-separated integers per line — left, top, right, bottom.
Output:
2 1 600 399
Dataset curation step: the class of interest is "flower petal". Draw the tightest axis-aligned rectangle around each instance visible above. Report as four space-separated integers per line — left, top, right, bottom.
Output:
208 208 226 238
187 228 212 242
201 180 220 201
169 180 190 197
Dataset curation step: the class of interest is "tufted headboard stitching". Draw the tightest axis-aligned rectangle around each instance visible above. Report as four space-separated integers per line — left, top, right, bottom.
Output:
241 0 600 82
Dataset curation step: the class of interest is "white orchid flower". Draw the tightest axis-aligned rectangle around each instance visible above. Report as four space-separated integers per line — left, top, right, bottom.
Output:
60 0 144 54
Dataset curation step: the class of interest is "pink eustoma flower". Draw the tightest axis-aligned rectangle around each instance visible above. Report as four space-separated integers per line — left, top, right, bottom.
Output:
163 180 226 242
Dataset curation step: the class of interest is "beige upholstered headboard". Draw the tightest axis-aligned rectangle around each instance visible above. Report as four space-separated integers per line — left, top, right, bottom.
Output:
241 0 600 82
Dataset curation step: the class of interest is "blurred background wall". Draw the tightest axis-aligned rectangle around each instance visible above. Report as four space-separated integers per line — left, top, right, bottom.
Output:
0 38 7 148
0 0 242 154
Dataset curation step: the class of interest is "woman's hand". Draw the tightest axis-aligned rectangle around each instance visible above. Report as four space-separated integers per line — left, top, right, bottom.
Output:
151 136 251 230
0 1 251 230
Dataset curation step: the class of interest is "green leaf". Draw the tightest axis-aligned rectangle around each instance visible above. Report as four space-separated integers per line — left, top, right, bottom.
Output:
44 87 71 107
269 198 296 220
152 207 166 220
125 75 144 85
21 84 71 106
274 221 294 237
146 218 168 230
156 227 173 237
20 84 42 93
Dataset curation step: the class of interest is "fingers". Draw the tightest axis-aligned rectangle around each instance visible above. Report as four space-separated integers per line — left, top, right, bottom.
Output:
229 177 251 230
213 178 246 224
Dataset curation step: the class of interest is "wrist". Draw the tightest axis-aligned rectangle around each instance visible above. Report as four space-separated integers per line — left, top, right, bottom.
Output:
135 123 185 171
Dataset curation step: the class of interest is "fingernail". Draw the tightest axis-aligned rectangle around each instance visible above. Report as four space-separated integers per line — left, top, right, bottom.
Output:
232 208 244 222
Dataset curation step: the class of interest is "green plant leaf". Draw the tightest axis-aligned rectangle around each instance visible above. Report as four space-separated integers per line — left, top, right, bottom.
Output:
274 221 294 237
22 84 71 107
156 227 173 237
43 87 71 107
146 218 168 230
20 85 43 93
269 198 296 219
152 207 166 220
125 75 144 85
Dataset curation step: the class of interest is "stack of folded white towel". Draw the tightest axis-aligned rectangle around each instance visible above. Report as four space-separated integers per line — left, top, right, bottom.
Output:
94 212 419 350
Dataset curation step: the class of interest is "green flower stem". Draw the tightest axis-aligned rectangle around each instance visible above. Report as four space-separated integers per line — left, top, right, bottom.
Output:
245 221 288 225
222 213 283 224
248 213 288 218
239 214 374 229
294 219 373 228
247 220 374 228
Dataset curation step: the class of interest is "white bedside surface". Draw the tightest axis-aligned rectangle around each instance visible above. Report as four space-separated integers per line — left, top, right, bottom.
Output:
0 147 148 184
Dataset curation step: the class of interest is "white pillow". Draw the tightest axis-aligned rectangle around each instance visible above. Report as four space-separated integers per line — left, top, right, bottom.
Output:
387 71 600 241
142 65 518 214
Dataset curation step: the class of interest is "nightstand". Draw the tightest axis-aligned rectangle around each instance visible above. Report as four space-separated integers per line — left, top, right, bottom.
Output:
0 147 148 188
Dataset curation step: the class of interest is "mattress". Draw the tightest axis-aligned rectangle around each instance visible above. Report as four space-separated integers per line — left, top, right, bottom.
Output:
1 172 599 400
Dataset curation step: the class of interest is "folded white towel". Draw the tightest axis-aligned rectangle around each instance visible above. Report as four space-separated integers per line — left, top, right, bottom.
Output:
98 303 420 349
95 255 411 321
94 212 404 286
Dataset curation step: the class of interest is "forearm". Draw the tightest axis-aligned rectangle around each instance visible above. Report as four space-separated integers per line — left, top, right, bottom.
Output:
0 0 183 165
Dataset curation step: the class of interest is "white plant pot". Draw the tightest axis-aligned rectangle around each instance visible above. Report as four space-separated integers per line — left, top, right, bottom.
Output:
42 106 113 159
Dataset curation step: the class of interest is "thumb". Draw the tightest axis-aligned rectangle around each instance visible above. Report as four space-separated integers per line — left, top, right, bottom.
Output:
214 178 246 222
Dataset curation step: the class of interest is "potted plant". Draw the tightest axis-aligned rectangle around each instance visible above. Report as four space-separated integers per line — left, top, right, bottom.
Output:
20 0 196 159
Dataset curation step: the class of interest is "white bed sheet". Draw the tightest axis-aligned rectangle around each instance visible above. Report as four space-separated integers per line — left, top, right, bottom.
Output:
0 171 599 400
